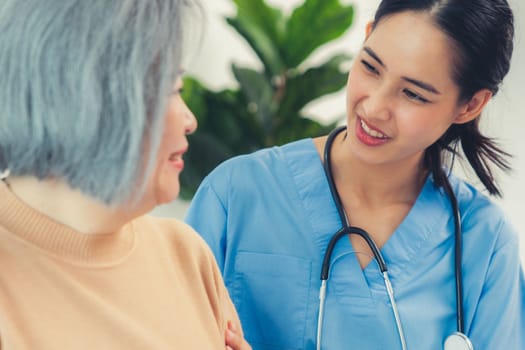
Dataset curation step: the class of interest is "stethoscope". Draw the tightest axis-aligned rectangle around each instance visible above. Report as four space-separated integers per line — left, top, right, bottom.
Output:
316 126 473 350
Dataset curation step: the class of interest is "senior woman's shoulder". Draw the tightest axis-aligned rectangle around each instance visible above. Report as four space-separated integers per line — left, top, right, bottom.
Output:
130 214 218 269
129 215 234 334
135 214 210 248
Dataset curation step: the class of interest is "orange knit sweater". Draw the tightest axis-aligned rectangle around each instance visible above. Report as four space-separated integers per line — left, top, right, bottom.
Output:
0 181 242 349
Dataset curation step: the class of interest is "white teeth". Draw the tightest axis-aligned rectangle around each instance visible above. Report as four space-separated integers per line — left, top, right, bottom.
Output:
360 119 386 138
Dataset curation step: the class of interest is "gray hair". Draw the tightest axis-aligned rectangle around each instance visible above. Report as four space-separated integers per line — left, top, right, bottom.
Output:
0 0 191 205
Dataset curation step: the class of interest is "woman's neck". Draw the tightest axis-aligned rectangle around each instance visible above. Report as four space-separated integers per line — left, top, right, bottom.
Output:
321 131 428 208
5 176 139 234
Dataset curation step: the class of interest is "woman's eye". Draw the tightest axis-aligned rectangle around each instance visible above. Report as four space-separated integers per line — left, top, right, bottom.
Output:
171 87 184 96
361 60 379 74
403 89 429 103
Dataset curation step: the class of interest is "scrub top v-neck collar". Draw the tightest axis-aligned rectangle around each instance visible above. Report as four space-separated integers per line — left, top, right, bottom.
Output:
283 138 454 288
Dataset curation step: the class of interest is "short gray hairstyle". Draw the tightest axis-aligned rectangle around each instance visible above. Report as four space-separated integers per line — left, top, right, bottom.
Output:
0 0 191 205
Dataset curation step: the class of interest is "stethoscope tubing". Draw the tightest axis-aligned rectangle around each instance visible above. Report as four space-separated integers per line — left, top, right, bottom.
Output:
318 126 469 350
320 126 407 350
443 176 465 333
321 226 387 280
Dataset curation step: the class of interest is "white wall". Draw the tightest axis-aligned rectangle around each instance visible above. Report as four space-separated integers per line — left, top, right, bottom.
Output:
152 0 525 263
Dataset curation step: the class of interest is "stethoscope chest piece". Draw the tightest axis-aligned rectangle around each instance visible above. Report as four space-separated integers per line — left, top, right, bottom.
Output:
444 332 474 350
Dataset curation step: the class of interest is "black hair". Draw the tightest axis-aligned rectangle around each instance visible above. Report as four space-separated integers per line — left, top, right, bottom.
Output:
373 0 514 196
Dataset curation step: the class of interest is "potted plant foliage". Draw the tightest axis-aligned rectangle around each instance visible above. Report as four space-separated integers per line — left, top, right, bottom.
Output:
180 0 355 198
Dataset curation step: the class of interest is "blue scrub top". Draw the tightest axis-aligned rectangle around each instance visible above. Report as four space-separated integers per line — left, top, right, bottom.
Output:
185 139 525 350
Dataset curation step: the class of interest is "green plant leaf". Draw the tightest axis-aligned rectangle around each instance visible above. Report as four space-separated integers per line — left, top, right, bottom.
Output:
226 0 286 76
232 0 285 43
274 112 335 145
279 53 350 116
232 64 275 131
284 0 354 67
179 0 357 198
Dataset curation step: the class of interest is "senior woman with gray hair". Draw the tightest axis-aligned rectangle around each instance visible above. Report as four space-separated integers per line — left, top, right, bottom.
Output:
0 1 249 349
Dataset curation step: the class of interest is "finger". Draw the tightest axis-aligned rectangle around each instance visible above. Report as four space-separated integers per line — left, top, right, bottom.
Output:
225 328 238 346
225 321 252 350
228 320 237 332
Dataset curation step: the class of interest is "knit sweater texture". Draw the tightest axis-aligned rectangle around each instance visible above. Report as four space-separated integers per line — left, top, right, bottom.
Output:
0 181 241 349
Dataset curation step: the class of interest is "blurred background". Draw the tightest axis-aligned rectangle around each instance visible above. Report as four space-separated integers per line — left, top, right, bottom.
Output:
152 0 525 263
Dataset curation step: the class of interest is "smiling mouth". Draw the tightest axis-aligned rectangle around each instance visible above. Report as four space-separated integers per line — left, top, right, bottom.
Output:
360 118 388 139
167 152 185 171
168 145 188 162
169 153 182 162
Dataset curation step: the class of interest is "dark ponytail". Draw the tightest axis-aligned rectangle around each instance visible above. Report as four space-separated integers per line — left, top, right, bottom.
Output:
425 120 511 196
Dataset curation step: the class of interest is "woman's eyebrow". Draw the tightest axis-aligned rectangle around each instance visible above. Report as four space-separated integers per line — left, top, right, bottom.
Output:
363 46 441 95
403 77 441 94
364 46 385 67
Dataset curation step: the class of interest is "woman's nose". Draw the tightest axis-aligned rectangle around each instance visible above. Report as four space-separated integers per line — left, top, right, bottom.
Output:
362 85 392 121
183 102 198 135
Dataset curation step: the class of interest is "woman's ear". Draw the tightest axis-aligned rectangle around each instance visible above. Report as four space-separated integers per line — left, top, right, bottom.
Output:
365 21 374 39
453 89 493 124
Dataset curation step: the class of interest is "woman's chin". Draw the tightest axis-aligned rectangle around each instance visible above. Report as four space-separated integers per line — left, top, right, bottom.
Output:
155 185 180 206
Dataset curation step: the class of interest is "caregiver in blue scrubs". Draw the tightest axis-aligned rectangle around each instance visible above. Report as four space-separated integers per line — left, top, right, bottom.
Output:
186 0 525 348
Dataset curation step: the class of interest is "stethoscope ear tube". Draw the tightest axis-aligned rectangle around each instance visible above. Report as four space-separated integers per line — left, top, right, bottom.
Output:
442 175 465 334
323 125 348 223
320 225 388 281
321 126 388 277
320 228 347 280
